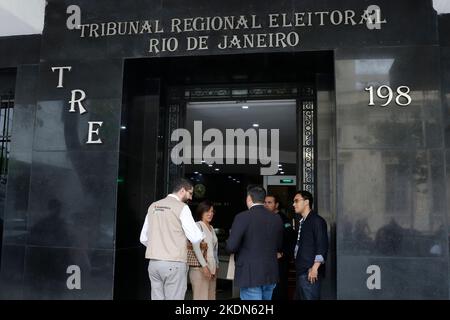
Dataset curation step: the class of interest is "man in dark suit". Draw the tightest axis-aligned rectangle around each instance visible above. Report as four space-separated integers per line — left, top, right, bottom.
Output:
226 185 283 300
293 190 328 300
264 194 296 300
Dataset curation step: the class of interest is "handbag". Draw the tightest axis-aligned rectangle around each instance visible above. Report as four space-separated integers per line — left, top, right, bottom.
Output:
186 223 208 267
226 254 235 280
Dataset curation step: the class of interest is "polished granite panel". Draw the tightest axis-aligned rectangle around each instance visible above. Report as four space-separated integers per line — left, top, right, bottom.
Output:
41 0 163 60
439 15 450 47
22 247 114 299
116 154 155 249
336 46 449 299
445 149 450 297
40 0 437 61
2 65 39 246
26 151 118 249
316 74 337 300
37 60 124 101
0 1 447 301
115 74 160 251
338 256 449 299
335 46 443 149
33 98 122 152
2 153 31 245
441 46 450 148
0 70 16 95
439 18 450 296
337 149 447 257
0 245 25 299
442 20 450 296
0 35 40 68
10 65 39 153
113 247 149 299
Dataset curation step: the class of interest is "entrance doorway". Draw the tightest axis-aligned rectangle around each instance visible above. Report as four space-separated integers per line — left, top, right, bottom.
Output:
162 81 319 299
182 98 298 299
116 51 336 300
184 98 298 220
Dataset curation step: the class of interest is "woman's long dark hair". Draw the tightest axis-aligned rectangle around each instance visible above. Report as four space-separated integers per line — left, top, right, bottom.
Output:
195 200 213 221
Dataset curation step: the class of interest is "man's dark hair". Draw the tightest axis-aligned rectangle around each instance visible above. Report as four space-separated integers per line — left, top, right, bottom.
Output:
171 178 193 193
295 190 314 209
195 200 213 221
247 185 266 203
266 194 280 205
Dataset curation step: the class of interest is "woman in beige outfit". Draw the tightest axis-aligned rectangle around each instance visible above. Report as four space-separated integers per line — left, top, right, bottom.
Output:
190 200 219 300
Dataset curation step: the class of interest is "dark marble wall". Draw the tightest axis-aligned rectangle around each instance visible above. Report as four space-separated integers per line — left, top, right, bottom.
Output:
26 59 122 299
1 60 123 299
316 73 337 299
0 65 37 299
1 0 449 300
115 73 160 299
439 13 450 300
0 35 41 69
0 69 16 277
40 0 437 61
0 70 16 94
335 46 448 299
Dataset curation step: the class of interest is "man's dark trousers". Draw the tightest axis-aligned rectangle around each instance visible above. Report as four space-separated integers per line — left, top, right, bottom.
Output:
272 256 289 300
296 273 321 300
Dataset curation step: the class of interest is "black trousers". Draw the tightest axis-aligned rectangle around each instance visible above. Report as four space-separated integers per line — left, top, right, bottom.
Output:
295 272 321 300
272 257 289 300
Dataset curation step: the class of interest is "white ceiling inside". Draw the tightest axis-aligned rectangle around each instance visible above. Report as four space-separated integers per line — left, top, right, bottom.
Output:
0 0 449 37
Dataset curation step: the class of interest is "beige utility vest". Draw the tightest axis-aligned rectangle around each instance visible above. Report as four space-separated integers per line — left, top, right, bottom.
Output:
145 195 188 262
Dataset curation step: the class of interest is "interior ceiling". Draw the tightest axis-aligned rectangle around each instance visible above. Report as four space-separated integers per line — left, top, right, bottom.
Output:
185 99 298 175
186 99 297 154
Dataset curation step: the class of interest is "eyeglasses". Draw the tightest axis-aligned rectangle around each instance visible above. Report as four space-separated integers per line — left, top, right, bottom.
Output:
293 198 304 203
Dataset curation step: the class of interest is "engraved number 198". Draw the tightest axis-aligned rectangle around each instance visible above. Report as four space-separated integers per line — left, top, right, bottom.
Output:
365 85 412 107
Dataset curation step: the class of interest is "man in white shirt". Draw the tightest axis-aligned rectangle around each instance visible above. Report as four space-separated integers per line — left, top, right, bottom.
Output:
140 178 204 300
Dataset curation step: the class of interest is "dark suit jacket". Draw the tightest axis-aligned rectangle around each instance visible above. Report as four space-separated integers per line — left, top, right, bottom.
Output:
294 211 328 275
226 204 283 288
277 211 296 259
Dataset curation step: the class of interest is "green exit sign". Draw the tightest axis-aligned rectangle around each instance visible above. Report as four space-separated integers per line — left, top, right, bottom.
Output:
280 179 294 184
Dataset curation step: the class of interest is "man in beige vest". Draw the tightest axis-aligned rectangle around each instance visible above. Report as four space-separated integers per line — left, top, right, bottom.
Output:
140 178 204 300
